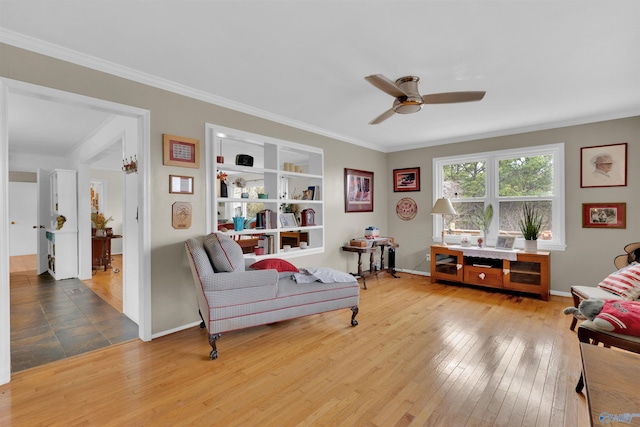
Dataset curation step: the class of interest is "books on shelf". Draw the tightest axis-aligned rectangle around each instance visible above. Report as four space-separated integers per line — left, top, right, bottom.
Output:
306 185 320 200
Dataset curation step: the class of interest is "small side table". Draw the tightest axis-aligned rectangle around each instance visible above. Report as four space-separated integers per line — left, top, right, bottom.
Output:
342 238 399 289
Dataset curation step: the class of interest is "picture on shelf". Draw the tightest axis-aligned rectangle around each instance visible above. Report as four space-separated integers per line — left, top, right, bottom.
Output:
495 235 515 250
280 213 298 228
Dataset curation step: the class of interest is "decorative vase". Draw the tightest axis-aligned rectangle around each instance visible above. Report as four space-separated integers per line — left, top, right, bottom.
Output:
524 239 538 253
96 228 106 237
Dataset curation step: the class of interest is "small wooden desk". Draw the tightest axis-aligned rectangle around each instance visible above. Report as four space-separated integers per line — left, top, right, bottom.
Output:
580 343 640 426
342 237 399 289
92 234 122 274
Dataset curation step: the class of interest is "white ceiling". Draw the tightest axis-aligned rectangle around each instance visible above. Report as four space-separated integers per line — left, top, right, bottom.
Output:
1 0 639 155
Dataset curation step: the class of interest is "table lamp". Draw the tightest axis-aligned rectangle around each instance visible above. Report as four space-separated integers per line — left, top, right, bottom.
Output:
431 198 457 246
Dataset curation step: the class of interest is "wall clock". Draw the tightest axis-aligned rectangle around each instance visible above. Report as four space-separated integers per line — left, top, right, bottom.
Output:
396 197 417 221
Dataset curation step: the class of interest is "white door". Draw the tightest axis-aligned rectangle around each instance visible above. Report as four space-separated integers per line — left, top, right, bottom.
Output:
37 168 51 274
8 182 37 256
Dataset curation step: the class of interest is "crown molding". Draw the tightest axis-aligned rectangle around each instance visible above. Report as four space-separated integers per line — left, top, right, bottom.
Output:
0 29 384 152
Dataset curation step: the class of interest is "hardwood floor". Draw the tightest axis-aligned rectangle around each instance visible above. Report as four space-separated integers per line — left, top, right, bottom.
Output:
82 254 124 312
0 273 588 426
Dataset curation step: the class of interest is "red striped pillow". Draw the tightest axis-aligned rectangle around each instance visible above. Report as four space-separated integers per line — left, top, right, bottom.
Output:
598 263 640 300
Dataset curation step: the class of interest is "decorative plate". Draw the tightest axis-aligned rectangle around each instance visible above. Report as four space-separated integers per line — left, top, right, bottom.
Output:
396 197 417 221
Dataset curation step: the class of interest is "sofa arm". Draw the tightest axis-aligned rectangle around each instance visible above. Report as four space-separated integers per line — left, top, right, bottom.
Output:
200 269 278 292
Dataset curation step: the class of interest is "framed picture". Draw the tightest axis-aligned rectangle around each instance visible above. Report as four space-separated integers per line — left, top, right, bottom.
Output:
169 175 194 194
163 134 200 168
495 234 516 250
344 168 374 212
393 167 420 192
582 202 626 229
580 143 627 188
280 213 298 228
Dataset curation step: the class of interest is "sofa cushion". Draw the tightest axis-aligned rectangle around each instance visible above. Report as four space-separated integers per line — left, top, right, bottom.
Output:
597 263 640 300
204 233 245 272
249 258 299 273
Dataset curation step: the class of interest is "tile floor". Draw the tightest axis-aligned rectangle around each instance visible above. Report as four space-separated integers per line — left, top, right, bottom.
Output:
9 271 138 372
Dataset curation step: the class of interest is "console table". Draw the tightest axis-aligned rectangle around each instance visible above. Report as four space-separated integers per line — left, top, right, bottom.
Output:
580 343 640 426
92 234 122 273
342 237 399 289
430 245 550 300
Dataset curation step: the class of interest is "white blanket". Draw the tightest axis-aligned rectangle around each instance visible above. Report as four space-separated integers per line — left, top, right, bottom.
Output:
294 267 357 284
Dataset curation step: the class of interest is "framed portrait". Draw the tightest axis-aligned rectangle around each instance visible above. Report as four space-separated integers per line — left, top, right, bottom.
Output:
582 202 626 229
280 213 298 228
580 143 627 188
169 175 194 194
163 134 200 168
344 168 374 212
495 234 516 250
393 167 420 192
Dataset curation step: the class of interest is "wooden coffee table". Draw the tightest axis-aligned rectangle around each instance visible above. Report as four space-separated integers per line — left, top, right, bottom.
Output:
580 343 640 426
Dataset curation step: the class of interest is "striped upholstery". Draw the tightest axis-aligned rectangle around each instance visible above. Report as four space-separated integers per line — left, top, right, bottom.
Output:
204 232 245 272
597 263 640 299
185 237 360 339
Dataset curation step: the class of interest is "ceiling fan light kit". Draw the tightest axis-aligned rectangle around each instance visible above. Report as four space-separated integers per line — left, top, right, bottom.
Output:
365 74 486 124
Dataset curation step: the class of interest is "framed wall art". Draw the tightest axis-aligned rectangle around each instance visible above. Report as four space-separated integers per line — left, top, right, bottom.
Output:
344 168 374 212
393 167 420 192
163 134 200 168
582 202 626 229
580 143 627 188
169 175 194 194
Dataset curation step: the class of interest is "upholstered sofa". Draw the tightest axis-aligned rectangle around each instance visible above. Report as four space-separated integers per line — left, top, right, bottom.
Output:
185 233 360 359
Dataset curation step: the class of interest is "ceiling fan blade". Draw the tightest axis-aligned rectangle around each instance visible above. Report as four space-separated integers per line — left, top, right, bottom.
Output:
369 108 396 125
422 91 486 104
365 74 407 98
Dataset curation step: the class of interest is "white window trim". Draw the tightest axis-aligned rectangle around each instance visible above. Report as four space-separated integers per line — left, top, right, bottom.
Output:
433 143 566 251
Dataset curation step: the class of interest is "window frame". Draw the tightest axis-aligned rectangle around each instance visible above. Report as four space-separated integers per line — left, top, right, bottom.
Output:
433 143 566 251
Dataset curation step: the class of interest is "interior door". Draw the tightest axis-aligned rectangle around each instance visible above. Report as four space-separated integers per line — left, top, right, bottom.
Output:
37 168 50 274
8 182 37 256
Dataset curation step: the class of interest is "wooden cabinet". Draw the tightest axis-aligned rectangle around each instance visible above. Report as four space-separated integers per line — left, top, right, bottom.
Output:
212 127 324 258
431 246 463 282
430 245 550 300
47 169 78 280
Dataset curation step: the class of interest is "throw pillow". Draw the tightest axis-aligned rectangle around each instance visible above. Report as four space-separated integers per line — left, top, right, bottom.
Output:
597 263 640 300
249 258 299 273
592 300 640 337
203 233 245 272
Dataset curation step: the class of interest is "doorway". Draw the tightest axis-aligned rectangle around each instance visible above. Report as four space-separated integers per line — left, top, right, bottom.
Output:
0 78 152 384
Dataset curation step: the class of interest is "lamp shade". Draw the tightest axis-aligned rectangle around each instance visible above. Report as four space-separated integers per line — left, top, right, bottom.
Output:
430 198 457 215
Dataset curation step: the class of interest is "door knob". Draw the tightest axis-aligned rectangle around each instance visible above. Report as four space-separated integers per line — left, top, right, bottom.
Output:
33 225 37 228
11 221 15 224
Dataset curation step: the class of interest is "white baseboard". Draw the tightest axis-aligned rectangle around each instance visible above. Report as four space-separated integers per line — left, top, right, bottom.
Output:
152 321 201 340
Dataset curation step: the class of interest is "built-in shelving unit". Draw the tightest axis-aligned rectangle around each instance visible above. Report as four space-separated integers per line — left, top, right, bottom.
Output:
46 169 78 280
212 127 324 258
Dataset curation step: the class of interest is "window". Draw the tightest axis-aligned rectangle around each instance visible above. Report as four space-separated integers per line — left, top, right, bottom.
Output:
433 143 565 250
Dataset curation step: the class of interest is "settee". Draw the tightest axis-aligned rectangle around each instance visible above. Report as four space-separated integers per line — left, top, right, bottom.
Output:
185 233 360 359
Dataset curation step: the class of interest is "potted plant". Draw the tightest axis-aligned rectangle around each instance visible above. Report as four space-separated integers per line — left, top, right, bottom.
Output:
518 202 544 252
471 204 493 244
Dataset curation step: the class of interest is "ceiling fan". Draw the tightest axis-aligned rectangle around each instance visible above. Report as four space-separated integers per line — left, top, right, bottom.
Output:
364 74 486 125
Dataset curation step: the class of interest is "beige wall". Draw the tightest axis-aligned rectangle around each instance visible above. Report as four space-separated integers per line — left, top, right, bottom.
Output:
388 117 640 293
3 42 638 335
0 43 388 334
